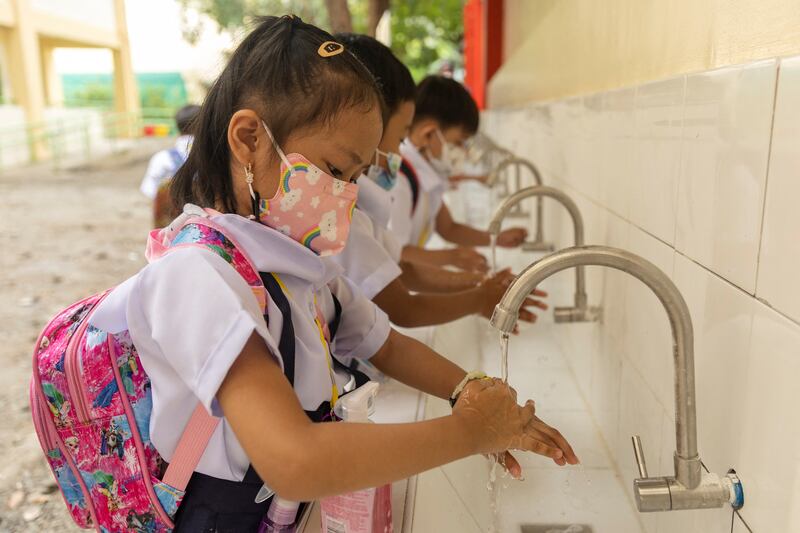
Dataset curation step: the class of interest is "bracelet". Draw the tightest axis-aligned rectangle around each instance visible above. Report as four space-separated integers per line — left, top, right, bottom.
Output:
449 371 487 407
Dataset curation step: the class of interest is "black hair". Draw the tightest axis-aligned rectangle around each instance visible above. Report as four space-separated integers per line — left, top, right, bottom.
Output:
413 75 479 135
333 33 415 114
171 15 385 214
174 104 201 135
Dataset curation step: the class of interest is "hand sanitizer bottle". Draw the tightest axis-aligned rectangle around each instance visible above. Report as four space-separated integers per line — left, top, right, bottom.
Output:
321 382 393 533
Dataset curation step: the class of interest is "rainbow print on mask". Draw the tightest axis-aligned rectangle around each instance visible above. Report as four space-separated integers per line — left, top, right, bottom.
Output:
302 227 321 249
280 162 310 189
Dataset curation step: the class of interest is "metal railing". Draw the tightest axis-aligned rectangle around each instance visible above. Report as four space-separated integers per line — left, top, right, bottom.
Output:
0 107 178 172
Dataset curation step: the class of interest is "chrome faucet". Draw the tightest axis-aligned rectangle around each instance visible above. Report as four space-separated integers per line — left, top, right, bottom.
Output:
487 159 550 254
488 186 599 322
490 245 744 513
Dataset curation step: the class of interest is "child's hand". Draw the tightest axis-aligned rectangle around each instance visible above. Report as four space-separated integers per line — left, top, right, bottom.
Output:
496 227 528 247
449 246 489 273
452 379 579 466
478 269 548 326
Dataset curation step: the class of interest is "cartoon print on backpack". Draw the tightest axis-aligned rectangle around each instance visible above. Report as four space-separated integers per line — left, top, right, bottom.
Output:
100 420 126 459
42 381 71 426
126 509 156 531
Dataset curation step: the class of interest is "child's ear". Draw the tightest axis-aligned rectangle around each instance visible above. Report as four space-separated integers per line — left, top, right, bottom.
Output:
415 120 439 148
227 109 262 167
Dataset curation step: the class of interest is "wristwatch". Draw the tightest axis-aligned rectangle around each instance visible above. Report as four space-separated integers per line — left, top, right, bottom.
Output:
449 371 488 407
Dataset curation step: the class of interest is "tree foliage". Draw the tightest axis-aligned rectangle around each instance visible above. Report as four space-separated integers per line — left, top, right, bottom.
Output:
177 0 464 80
389 0 464 80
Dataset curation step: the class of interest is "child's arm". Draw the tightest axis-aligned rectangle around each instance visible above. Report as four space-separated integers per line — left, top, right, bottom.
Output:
372 272 546 328
400 243 489 273
435 203 528 248
398 259 485 293
218 333 579 502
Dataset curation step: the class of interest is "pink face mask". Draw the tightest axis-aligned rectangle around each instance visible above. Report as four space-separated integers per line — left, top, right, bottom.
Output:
254 120 358 257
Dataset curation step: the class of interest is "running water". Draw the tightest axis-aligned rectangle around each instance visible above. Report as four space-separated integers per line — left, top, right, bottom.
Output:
487 333 512 532
486 455 511 533
499 333 510 383
490 233 498 275
486 457 499 533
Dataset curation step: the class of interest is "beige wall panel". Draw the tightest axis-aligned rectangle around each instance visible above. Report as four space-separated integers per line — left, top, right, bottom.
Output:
490 0 800 106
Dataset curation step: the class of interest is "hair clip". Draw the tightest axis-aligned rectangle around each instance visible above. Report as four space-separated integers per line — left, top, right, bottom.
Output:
318 41 344 58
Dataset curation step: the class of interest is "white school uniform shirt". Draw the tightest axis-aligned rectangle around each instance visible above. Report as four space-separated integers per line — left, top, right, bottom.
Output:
139 135 193 199
89 213 391 482
355 176 403 262
329 208 402 299
390 139 448 247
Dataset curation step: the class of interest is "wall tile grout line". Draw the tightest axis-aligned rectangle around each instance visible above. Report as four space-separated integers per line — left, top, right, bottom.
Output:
752 60 783 300
548 167 800 329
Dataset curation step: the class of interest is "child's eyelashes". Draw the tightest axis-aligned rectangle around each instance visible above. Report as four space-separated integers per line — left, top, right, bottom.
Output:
326 163 343 178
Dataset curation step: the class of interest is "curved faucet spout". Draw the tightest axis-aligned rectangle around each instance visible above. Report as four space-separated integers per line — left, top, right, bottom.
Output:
488 157 549 247
490 245 701 492
489 186 598 322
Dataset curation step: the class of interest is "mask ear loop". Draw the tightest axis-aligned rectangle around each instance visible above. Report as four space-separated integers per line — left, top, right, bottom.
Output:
261 120 294 176
244 162 259 220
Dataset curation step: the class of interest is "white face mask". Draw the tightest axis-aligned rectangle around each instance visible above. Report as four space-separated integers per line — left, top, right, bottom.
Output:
365 148 402 191
431 128 466 178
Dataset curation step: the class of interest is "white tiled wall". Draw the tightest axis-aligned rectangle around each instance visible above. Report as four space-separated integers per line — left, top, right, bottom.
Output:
483 55 800 533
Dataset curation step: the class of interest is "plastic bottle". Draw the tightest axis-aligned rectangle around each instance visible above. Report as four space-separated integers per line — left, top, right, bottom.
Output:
259 497 300 532
321 382 393 533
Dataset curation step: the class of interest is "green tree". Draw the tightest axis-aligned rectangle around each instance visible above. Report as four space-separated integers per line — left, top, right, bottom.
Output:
177 0 464 79
389 0 464 80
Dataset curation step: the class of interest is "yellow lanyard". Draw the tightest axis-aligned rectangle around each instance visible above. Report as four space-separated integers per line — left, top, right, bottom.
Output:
312 294 340 408
272 273 339 407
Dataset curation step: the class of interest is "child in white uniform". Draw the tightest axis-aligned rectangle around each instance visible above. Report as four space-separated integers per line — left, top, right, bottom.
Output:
331 33 548 327
395 76 531 271
91 17 577 531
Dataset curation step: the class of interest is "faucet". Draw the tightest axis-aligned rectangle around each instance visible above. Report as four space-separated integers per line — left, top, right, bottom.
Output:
488 186 599 322
490 245 745 512
487 157 552 252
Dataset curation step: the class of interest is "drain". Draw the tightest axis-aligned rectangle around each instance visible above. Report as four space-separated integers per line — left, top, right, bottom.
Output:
520 525 593 533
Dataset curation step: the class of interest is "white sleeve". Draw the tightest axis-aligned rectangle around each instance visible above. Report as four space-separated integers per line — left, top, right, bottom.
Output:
325 276 390 361
388 175 414 246
126 246 282 415
331 210 402 299
139 151 173 200
374 224 403 263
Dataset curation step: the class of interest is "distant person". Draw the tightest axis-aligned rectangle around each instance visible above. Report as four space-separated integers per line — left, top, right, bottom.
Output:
139 104 200 227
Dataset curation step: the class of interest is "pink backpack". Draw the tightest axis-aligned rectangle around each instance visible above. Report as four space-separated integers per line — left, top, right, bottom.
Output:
30 207 268 532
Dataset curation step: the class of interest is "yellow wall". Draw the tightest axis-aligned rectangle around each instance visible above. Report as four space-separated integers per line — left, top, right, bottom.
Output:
489 0 800 107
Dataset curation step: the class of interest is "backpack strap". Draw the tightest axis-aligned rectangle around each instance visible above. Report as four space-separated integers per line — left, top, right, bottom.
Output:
326 294 371 389
167 147 186 173
260 272 297 386
400 158 420 215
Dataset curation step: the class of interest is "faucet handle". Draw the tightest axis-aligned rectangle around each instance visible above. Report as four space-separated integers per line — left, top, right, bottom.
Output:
631 435 649 478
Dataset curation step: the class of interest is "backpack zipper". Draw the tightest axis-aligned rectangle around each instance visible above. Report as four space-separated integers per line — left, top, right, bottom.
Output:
64 314 94 424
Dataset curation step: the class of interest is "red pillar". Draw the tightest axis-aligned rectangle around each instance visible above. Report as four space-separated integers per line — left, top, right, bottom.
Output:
463 0 504 109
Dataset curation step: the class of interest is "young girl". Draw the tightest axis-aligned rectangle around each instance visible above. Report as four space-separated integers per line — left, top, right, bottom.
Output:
91 16 577 531
330 32 547 328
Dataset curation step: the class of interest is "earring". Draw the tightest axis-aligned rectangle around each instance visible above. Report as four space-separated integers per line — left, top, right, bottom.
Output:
244 162 259 220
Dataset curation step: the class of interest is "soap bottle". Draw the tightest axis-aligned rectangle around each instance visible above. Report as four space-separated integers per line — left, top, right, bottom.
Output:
321 382 393 533
259 497 300 533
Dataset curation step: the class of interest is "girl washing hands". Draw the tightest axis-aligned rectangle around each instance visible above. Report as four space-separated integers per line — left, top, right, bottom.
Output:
89 16 577 531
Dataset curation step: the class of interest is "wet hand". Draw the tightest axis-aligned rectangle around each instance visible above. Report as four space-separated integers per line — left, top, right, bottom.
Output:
453 379 579 467
496 227 528 247
450 247 489 273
